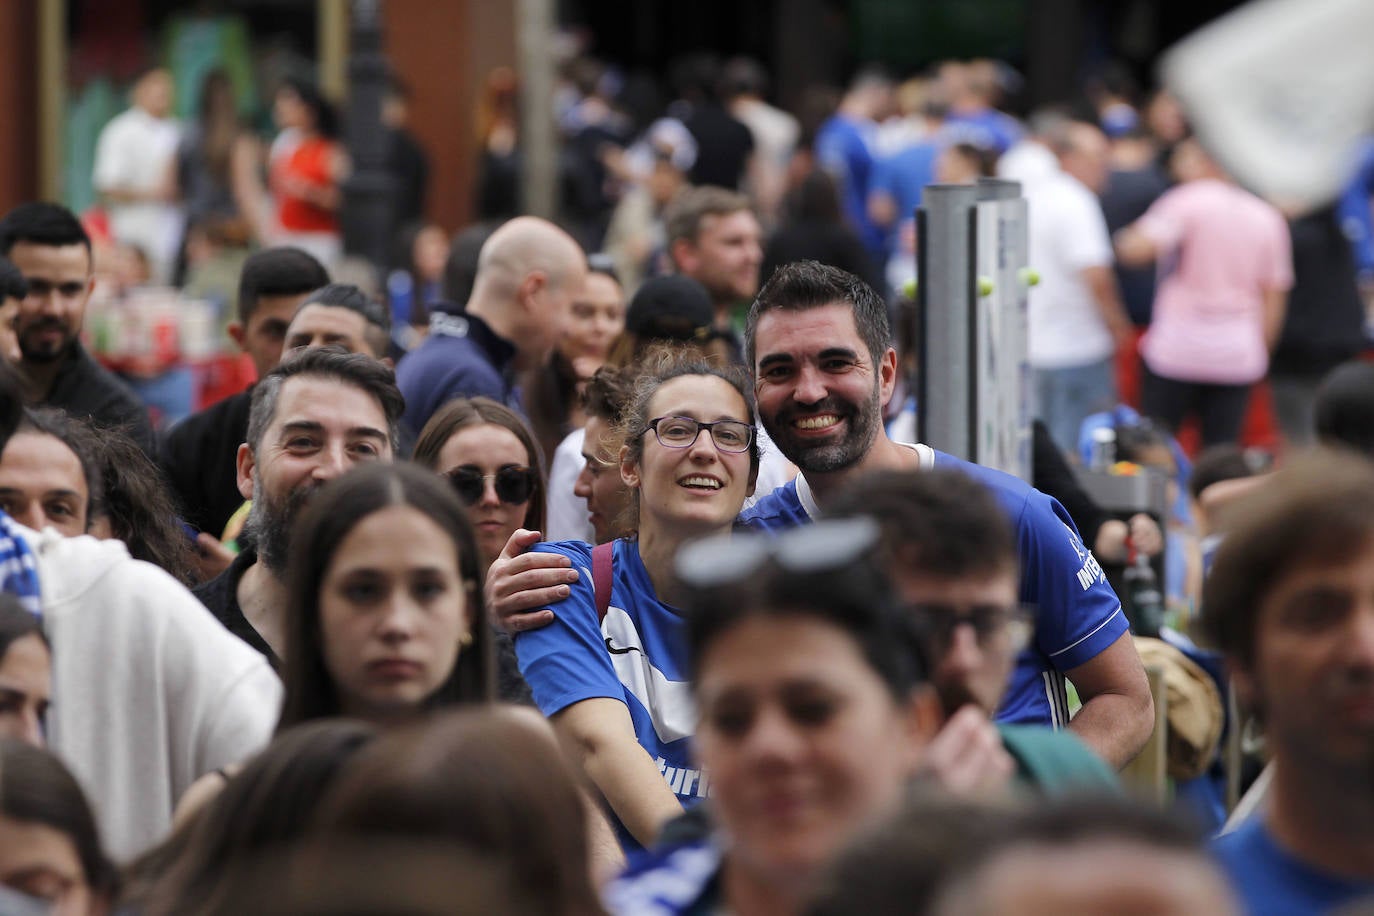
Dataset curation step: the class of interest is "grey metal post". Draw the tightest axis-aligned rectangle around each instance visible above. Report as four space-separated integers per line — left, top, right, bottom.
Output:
518 0 558 219
340 0 396 274
975 177 1031 481
916 184 981 461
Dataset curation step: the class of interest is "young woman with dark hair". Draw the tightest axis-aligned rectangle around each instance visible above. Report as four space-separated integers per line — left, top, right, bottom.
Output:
277 462 494 731
0 595 48 747
0 738 117 914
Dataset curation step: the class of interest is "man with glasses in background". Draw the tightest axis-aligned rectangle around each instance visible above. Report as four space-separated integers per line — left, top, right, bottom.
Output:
828 468 1120 796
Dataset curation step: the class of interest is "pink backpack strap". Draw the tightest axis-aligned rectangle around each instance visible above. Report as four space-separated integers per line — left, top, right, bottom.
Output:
592 541 614 623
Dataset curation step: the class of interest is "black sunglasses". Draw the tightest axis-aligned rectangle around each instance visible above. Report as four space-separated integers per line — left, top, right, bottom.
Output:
446 465 538 507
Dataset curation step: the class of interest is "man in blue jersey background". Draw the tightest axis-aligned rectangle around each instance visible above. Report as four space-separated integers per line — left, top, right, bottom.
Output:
489 260 1152 769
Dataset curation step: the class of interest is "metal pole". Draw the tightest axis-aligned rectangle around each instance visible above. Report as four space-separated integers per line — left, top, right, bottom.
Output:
517 0 558 220
340 0 396 274
916 184 981 461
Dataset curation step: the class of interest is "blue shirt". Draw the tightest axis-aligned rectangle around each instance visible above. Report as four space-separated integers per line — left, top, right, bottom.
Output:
603 839 722 916
738 446 1128 728
871 141 941 227
1214 817 1374 915
944 108 1023 155
815 113 884 257
515 538 704 851
393 307 520 437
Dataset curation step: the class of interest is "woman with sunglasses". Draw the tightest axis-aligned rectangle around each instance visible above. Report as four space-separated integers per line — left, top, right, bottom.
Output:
514 349 759 853
413 397 546 572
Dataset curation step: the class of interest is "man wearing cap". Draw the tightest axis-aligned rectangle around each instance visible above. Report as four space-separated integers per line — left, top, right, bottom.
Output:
394 216 587 436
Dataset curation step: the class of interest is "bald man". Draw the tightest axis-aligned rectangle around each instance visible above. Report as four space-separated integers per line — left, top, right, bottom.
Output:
395 216 587 435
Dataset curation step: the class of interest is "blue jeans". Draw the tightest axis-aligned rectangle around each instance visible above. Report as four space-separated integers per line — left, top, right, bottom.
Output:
1035 358 1117 458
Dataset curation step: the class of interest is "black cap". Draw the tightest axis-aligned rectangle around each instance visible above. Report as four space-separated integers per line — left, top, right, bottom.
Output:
625 275 714 343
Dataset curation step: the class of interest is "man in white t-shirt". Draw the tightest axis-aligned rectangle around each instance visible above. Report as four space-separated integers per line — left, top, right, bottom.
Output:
92 68 183 285
1025 121 1132 454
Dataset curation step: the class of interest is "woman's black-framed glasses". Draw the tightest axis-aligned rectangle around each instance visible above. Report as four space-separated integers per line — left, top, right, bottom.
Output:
644 416 755 453
446 465 538 506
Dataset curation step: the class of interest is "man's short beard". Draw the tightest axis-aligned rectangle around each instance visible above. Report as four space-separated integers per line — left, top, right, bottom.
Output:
762 384 883 475
18 322 74 364
243 477 317 576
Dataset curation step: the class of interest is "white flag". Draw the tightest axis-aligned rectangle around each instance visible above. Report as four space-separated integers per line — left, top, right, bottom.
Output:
1163 0 1374 210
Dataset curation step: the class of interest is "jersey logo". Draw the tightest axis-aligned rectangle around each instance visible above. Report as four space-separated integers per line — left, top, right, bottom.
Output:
602 605 697 744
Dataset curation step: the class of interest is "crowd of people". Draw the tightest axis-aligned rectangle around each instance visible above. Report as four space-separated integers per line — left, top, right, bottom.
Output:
0 46 1370 916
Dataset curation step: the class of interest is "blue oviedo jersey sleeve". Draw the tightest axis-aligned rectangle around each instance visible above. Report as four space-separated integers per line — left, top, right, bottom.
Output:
514 541 625 717
1018 489 1128 671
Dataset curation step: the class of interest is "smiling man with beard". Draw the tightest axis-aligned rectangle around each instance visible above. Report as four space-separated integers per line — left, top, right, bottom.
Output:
735 261 1152 771
193 347 403 663
0 203 153 454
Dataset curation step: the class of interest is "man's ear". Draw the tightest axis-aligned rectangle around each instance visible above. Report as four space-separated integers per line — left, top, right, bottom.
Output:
227 321 247 351
235 443 257 501
519 270 548 313
878 346 899 409
380 355 395 370
670 238 697 275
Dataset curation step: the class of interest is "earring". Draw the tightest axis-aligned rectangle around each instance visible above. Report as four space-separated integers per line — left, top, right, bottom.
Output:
459 630 473 648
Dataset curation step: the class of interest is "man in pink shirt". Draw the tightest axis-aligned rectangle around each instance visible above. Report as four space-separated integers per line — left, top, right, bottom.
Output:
1115 138 1292 447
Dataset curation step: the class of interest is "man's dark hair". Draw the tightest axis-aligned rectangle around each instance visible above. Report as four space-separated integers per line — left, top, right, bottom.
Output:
922 796 1211 916
0 257 28 301
0 362 21 452
298 283 393 358
808 792 1012 916
683 543 927 703
664 185 753 248
1314 359 1374 457
1188 445 1254 504
581 365 635 426
89 426 198 587
720 56 769 99
246 347 405 455
237 247 330 326
1202 451 1374 670
0 202 92 259
15 408 104 528
442 223 497 305
745 259 892 369
826 468 1018 580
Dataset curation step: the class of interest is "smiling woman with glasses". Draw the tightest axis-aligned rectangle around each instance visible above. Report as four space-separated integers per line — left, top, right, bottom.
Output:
413 397 547 572
514 347 760 856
